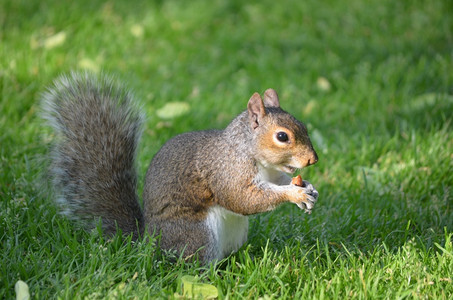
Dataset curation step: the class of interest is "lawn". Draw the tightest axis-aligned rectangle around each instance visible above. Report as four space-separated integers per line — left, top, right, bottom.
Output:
1 0 452 298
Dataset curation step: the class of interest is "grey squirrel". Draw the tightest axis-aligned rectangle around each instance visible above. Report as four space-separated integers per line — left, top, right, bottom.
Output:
42 72 319 263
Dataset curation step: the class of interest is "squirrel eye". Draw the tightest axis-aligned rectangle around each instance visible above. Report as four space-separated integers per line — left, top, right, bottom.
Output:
276 131 289 142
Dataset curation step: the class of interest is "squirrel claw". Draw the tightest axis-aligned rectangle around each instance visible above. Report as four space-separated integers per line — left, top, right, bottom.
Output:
295 201 312 214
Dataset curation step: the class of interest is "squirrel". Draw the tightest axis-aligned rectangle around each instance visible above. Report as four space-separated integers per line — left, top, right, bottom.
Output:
42 72 319 263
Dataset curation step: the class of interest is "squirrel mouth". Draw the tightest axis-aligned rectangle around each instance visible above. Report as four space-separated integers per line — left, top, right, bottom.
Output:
283 165 298 174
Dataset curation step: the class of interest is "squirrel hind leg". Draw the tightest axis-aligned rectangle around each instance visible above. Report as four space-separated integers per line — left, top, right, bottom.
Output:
150 219 219 264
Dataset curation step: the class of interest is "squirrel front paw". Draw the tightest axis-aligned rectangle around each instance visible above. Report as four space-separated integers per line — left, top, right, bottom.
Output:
290 179 319 214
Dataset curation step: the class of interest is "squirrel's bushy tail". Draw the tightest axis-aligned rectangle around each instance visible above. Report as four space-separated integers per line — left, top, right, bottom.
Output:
42 72 144 238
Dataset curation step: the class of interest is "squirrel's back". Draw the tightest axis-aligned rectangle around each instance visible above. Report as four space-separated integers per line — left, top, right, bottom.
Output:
42 72 144 237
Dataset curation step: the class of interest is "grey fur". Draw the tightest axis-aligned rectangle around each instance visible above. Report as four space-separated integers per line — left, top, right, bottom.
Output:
42 72 144 237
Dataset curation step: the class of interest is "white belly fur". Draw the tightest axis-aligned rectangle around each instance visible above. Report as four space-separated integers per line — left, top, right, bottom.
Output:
205 205 248 260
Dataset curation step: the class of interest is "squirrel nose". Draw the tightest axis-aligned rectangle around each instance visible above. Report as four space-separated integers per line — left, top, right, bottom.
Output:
306 151 318 167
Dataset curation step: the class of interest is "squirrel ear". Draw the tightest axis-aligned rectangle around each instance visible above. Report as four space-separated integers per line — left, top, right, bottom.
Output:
247 92 266 130
263 88 280 108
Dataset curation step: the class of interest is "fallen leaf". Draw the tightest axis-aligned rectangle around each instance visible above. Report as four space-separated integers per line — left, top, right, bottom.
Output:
78 58 100 73
303 100 316 115
156 102 190 119
180 275 218 299
15 280 30 300
316 77 331 91
132 272 138 280
43 31 66 49
130 24 144 38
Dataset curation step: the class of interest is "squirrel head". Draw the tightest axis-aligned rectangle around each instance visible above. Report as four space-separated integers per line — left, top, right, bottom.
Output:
247 89 318 174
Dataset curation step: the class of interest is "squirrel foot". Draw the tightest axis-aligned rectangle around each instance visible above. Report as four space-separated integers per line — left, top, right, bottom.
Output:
291 178 319 214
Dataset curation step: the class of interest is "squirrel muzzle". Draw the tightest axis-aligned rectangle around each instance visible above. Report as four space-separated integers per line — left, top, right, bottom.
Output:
305 150 318 167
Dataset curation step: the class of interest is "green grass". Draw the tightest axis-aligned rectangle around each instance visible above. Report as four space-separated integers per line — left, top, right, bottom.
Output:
1 0 452 298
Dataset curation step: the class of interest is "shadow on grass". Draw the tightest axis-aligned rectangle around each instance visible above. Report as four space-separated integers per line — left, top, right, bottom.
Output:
389 93 453 134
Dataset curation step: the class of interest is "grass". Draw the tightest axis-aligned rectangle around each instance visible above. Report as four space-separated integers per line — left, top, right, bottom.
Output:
1 0 452 298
